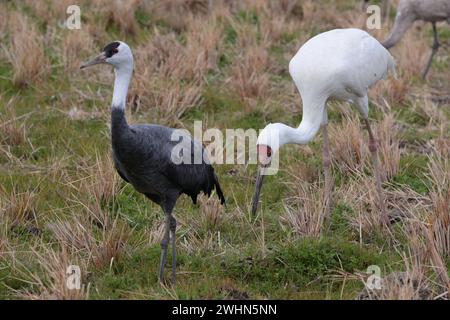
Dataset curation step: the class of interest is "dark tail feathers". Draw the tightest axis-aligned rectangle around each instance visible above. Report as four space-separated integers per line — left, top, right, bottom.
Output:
213 173 225 205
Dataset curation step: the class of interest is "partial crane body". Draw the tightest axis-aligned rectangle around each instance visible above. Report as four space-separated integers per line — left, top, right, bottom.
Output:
81 41 225 285
251 29 395 224
383 0 450 78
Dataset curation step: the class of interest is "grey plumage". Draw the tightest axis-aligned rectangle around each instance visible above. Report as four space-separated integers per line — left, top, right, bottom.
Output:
111 108 225 208
382 0 450 79
81 41 224 285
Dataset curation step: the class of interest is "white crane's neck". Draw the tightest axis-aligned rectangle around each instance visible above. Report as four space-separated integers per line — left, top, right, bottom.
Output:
282 96 326 146
283 124 319 145
112 64 132 111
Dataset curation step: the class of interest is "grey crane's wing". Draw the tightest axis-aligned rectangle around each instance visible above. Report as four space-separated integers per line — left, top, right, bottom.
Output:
160 128 222 203
128 124 224 204
112 152 130 183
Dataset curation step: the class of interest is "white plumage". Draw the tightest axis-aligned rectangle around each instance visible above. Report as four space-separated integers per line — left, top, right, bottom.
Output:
252 28 395 221
257 28 395 152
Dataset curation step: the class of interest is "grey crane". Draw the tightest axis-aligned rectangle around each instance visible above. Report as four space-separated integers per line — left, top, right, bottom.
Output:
80 41 225 285
382 0 450 79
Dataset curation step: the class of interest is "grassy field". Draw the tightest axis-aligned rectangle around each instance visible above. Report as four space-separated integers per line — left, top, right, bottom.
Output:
0 0 449 299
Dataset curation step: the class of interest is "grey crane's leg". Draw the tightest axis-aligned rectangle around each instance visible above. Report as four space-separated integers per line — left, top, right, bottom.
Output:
422 22 439 80
169 215 177 284
158 214 171 284
363 119 388 225
322 123 333 221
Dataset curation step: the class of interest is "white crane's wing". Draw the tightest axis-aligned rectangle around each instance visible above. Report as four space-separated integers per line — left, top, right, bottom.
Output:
349 31 396 95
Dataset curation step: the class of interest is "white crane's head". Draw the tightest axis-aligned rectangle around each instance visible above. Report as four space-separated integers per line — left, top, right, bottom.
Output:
251 122 292 215
80 41 133 70
255 122 292 166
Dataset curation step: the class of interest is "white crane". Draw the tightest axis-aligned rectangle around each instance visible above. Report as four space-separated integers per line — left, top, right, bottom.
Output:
251 28 395 224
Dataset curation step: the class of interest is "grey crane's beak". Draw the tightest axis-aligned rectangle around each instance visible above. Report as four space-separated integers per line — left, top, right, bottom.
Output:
250 144 272 216
80 52 107 69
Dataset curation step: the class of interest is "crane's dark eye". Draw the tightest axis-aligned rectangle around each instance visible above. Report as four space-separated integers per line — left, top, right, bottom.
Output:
103 41 120 58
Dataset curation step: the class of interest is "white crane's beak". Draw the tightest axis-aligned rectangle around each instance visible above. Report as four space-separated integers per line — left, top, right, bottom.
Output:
80 52 107 69
250 144 272 216
251 166 265 216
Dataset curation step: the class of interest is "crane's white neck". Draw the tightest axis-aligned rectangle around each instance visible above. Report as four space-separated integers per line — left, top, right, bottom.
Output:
286 94 327 146
258 95 326 155
112 64 132 110
284 122 321 145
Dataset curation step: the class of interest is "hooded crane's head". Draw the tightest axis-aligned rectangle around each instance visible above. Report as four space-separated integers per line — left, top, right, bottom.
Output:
80 41 133 70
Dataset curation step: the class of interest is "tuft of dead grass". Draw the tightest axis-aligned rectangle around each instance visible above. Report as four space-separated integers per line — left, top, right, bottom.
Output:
338 174 384 239
128 30 206 125
105 0 139 35
229 46 270 112
198 194 225 231
3 13 48 87
329 113 366 174
12 246 89 300
67 153 120 209
0 187 37 229
59 29 94 72
281 181 326 238
376 114 401 180
0 111 26 147
47 211 132 270
426 150 450 258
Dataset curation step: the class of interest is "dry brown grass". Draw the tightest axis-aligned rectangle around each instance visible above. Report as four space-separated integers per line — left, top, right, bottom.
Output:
415 98 447 128
357 261 431 299
198 194 225 231
281 181 326 238
329 112 400 181
105 0 139 35
185 16 223 81
338 174 384 238
47 211 132 270
427 151 450 258
0 187 37 229
0 107 26 147
0 4 9 42
12 246 89 300
145 0 211 32
128 30 206 125
3 13 48 87
22 0 74 26
376 114 401 180
86 153 120 205
59 29 94 72
229 46 270 112
329 113 366 174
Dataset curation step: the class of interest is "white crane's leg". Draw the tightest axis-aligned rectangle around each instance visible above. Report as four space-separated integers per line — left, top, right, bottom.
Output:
169 215 177 284
363 118 388 225
322 123 333 221
422 22 439 80
158 214 171 284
